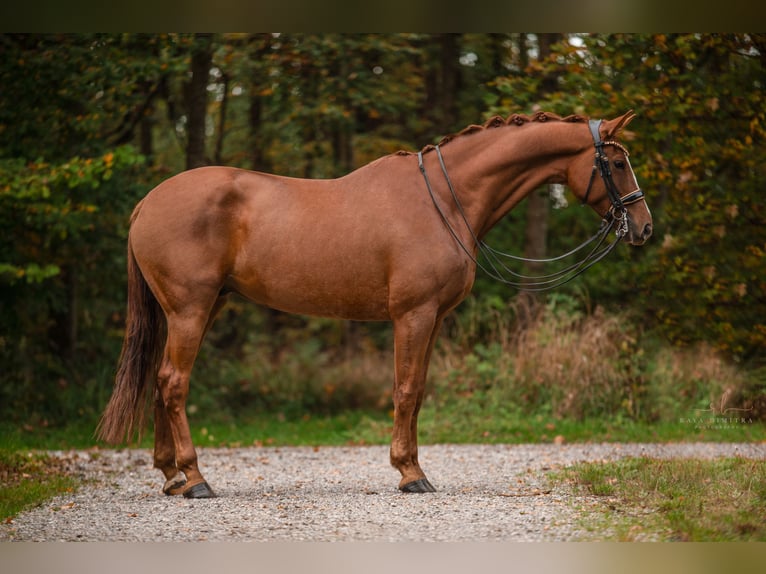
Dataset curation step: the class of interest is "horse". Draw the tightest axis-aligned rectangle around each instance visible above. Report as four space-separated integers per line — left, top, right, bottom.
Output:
97 110 652 498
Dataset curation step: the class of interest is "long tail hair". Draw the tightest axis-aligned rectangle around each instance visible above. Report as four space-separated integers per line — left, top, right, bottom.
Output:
97 213 165 444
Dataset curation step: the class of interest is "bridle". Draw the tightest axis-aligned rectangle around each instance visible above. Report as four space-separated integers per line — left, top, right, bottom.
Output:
417 119 645 292
583 119 645 238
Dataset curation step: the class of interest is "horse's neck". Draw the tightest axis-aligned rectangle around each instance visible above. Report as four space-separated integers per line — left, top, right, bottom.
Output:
444 123 586 238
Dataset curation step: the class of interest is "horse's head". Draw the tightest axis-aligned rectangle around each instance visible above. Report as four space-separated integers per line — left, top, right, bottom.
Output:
568 110 653 246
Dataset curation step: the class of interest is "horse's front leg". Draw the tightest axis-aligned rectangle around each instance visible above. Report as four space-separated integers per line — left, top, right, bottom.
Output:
390 308 442 493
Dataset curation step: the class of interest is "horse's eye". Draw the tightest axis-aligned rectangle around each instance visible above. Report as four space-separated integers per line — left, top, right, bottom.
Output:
614 159 626 169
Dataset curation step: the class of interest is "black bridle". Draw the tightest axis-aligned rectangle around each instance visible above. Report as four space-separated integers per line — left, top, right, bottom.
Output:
418 119 645 292
583 119 646 238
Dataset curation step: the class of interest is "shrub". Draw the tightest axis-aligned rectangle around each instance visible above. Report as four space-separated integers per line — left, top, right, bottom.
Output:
428 293 762 425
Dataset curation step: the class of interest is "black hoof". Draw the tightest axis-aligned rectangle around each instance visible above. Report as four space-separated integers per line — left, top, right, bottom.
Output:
183 481 216 499
400 478 437 493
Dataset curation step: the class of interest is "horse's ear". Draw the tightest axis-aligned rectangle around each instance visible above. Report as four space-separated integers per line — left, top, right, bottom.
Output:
602 110 636 139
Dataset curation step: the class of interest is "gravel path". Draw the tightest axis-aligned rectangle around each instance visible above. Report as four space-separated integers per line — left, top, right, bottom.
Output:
2 442 763 542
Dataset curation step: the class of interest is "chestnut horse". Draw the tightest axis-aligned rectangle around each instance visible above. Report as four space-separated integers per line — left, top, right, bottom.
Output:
98 111 652 497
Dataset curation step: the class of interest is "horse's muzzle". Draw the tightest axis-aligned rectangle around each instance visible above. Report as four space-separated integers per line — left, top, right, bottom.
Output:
628 221 653 245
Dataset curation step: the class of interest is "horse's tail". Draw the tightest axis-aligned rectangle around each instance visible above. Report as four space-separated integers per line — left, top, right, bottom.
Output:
97 216 165 445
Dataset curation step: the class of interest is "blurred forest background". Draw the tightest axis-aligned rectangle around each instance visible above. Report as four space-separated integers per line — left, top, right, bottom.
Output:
1 33 764 434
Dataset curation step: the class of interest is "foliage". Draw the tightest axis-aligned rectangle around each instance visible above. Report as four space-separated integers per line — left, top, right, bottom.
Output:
487 33 766 359
191 329 393 422
0 34 187 161
595 34 766 360
247 34 426 176
0 33 763 429
553 457 766 541
428 294 764 430
1 35 152 424
0 146 146 425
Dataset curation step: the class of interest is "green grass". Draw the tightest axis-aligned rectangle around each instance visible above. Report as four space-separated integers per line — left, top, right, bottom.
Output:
0 448 80 522
189 411 392 447
0 411 390 452
418 407 766 444
3 407 764 451
550 457 766 541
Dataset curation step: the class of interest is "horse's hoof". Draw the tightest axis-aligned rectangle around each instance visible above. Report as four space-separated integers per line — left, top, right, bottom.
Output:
400 478 437 493
183 481 216 499
163 473 187 496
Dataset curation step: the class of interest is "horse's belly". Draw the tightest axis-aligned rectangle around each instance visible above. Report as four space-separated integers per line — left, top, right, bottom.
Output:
229 258 392 321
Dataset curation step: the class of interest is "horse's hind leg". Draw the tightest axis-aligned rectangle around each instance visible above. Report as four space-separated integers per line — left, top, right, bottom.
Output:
154 395 186 495
153 296 228 496
154 305 224 499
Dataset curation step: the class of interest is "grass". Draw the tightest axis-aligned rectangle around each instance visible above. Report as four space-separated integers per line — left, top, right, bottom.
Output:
550 457 766 541
3 407 763 452
0 448 80 522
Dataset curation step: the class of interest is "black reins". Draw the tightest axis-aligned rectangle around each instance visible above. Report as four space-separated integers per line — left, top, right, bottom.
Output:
418 119 644 292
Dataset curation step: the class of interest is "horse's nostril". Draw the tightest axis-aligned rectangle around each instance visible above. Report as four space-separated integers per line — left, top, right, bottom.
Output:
643 223 653 239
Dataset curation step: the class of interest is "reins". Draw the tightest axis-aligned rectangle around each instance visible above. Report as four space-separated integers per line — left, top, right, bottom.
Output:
418 119 643 292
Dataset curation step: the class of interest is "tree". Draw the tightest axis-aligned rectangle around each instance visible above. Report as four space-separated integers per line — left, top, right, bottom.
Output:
487 33 766 359
623 34 766 359
185 33 214 169
422 34 462 138
522 34 562 285
0 35 149 421
2 33 762 425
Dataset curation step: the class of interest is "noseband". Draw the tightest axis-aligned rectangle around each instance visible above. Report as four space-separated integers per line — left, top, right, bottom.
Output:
584 119 645 237
418 119 645 292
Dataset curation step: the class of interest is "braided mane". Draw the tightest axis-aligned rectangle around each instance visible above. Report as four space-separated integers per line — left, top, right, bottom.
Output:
398 111 587 155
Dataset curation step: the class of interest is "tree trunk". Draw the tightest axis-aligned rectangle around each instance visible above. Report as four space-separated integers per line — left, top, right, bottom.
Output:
331 38 354 176
248 34 272 173
520 34 561 304
139 107 154 163
249 90 265 171
523 188 550 277
49 266 77 360
185 33 213 170
423 34 462 138
213 71 229 165
332 126 353 176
